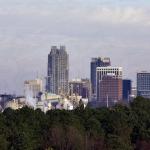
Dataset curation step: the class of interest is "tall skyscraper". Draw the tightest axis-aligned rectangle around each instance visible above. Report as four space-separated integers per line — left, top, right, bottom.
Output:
96 67 123 107
91 57 111 96
137 72 150 98
47 46 69 95
123 79 132 102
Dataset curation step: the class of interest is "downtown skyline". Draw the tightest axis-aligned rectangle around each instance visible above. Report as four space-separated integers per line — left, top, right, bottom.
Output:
0 0 150 94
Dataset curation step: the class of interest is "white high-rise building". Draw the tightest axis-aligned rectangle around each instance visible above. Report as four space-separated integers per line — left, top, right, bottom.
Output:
96 67 122 80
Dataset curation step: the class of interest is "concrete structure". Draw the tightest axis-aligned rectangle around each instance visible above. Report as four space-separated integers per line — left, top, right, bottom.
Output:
3 93 88 112
96 67 123 107
68 94 82 108
24 78 43 108
69 78 91 100
137 72 150 98
131 87 137 99
123 79 132 102
41 92 61 102
5 97 27 110
36 93 62 112
24 78 43 98
91 57 111 96
36 92 76 112
47 46 69 95
69 95 88 108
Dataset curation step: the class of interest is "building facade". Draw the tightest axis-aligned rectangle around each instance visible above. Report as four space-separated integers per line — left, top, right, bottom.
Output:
91 57 111 95
24 78 43 98
131 87 137 99
47 46 69 95
99 75 123 107
96 67 123 107
69 78 91 99
123 79 132 102
137 72 150 98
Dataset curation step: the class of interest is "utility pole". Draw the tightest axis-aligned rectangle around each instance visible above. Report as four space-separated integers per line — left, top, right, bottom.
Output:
107 94 109 108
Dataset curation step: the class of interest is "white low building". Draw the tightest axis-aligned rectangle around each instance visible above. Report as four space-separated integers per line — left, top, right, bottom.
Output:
36 93 62 112
36 92 76 112
5 98 27 110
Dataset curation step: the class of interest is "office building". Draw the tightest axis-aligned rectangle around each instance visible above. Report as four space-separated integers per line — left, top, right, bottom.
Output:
47 46 69 95
96 67 123 107
99 75 123 107
137 72 150 98
123 79 132 102
69 78 91 99
91 57 111 95
24 78 43 98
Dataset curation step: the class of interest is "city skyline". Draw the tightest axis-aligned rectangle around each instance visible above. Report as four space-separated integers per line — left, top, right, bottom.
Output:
0 0 150 94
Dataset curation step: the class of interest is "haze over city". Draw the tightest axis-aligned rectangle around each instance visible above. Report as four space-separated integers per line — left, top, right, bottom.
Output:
0 0 150 94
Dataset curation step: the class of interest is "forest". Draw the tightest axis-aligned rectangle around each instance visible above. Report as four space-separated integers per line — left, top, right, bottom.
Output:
0 97 150 150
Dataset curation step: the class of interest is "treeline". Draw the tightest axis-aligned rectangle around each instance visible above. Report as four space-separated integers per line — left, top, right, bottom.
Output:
0 97 150 150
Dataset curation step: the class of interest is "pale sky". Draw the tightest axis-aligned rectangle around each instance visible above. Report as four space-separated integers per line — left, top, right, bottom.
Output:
0 0 150 94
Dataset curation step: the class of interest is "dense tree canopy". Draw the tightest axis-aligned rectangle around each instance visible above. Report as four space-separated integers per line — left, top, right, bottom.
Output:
0 97 150 150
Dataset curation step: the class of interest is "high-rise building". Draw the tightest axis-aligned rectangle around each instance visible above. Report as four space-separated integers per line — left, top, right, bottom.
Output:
91 57 111 95
123 79 132 102
69 78 91 99
98 75 123 107
47 46 69 95
137 72 150 98
96 67 123 107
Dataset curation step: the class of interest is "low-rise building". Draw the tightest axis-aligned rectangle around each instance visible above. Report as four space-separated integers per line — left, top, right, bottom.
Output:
5 97 27 110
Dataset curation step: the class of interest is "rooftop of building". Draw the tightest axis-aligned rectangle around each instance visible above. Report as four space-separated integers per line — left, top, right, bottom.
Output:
69 78 90 83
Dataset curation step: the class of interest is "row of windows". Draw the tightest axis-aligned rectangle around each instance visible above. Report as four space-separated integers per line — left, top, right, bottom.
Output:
97 69 121 71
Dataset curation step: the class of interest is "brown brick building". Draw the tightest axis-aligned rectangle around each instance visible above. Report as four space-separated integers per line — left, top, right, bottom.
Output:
99 75 122 107
96 67 123 107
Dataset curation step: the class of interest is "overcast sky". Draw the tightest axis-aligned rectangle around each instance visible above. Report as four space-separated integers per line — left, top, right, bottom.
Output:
0 0 150 94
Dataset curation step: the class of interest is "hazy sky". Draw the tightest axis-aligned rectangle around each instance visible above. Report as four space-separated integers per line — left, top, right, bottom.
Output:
0 0 150 94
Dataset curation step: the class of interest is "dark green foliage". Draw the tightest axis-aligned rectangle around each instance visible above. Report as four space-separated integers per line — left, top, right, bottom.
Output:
0 97 150 149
